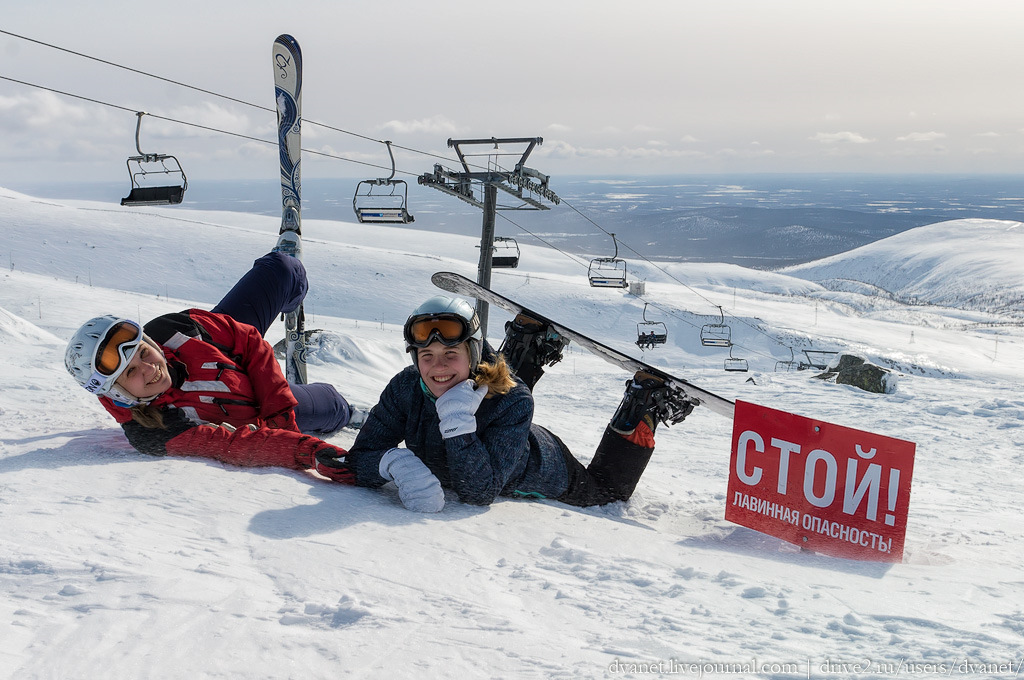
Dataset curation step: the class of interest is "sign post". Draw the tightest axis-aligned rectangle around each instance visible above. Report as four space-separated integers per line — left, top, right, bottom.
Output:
725 400 916 562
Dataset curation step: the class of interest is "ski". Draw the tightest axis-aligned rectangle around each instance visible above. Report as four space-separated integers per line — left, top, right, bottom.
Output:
431 272 736 419
272 33 307 384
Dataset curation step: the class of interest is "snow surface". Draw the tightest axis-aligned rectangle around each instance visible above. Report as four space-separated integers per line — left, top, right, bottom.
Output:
1 187 1023 679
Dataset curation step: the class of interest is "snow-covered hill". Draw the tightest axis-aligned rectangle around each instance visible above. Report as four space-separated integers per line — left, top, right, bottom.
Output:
1 188 1022 679
783 219 1024 319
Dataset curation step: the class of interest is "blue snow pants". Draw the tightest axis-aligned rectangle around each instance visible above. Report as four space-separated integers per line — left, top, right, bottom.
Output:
210 251 352 435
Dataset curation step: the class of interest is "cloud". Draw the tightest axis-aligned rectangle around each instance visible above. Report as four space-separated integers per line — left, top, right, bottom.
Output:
163 102 255 139
0 91 108 132
810 131 874 144
535 139 579 160
378 115 458 135
0 91 121 163
896 131 947 142
714 147 776 159
536 140 712 161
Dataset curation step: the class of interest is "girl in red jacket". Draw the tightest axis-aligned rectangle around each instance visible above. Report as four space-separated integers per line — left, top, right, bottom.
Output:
65 251 367 483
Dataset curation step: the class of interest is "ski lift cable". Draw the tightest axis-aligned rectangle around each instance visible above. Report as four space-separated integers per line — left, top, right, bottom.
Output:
0 63 590 285
0 29 474 172
560 198 790 359
496 211 779 362
499 213 701 325
493 214 732 350
0 31 807 359
495 212 591 269
0 75 783 362
559 197 730 313
1 72 787 362
0 31 617 192
557 195 791 351
0 74 547 221
0 74 407 176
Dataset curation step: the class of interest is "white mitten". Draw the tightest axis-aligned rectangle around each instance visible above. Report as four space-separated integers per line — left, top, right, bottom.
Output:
434 379 488 438
378 448 445 513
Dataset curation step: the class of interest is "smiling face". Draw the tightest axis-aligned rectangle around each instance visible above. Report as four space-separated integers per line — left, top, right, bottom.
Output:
115 340 172 401
416 340 472 398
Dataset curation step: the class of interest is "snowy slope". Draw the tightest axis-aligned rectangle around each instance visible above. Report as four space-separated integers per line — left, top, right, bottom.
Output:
1 189 1023 679
783 219 1024 317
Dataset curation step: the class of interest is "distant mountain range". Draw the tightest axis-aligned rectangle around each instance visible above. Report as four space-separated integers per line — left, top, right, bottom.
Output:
12 175 1024 270
509 204 946 269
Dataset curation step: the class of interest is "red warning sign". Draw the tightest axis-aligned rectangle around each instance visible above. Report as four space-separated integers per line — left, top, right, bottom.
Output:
725 400 916 562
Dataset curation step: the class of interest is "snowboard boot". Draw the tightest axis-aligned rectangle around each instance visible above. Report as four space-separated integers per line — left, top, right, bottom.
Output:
498 313 570 390
609 371 697 436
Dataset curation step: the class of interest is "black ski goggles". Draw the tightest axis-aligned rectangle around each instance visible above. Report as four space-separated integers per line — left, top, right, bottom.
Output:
404 314 474 349
94 320 144 377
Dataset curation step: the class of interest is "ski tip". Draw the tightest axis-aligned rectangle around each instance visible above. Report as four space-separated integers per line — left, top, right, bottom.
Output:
274 34 302 58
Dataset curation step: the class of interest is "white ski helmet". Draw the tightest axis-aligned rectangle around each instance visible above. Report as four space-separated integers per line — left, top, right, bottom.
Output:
403 295 483 370
65 315 148 407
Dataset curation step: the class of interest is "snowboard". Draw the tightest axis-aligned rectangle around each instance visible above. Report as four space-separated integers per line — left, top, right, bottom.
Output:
272 33 307 384
430 272 736 419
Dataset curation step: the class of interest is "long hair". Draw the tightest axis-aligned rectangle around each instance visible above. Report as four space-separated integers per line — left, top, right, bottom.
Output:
473 352 516 397
129 404 166 429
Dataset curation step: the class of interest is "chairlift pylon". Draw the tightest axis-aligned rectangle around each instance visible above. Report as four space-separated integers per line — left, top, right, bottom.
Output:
588 232 628 288
636 303 668 350
700 306 732 348
120 112 187 206
724 345 749 372
353 140 414 224
491 236 520 268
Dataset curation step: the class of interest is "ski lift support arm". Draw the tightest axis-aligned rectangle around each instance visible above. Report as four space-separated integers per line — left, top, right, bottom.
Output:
418 137 559 210
448 137 540 174
367 140 398 185
133 111 159 161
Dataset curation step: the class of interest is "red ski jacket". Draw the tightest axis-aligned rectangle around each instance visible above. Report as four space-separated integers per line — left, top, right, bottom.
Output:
97 309 351 481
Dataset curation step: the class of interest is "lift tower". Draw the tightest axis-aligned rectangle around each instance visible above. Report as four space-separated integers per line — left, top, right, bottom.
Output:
419 137 559 339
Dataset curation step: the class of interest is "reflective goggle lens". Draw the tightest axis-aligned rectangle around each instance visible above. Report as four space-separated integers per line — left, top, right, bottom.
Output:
406 317 468 347
94 321 142 376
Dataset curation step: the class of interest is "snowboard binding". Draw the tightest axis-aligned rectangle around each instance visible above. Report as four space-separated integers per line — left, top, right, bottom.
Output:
610 371 697 435
500 313 570 377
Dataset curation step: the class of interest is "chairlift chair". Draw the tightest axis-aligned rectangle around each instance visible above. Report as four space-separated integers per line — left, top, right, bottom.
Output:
491 237 520 268
700 306 732 348
635 303 668 350
121 112 187 206
775 347 797 372
798 349 839 371
588 233 628 288
353 141 414 224
724 345 749 372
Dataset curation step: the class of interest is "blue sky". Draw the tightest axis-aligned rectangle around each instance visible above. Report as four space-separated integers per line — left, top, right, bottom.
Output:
3 0 1024 184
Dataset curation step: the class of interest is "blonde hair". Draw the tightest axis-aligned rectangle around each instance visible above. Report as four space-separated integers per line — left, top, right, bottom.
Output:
129 404 166 429
473 353 516 397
